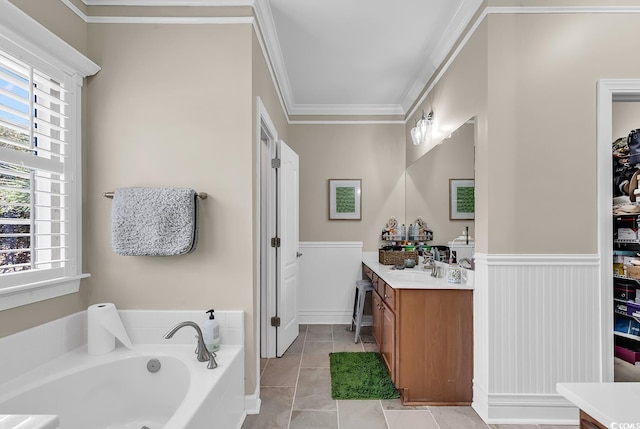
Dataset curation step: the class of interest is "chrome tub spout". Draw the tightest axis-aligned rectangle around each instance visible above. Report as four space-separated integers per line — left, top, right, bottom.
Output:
164 321 211 364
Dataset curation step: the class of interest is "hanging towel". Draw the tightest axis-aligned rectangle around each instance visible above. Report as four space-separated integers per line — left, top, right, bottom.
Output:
112 187 199 256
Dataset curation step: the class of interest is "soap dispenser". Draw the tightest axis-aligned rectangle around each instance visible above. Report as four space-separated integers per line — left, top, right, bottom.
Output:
204 309 221 352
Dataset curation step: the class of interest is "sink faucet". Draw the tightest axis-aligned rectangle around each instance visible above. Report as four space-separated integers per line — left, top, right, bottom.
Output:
164 321 218 369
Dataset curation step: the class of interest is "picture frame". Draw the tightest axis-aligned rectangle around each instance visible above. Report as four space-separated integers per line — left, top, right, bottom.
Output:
328 179 361 220
449 179 475 220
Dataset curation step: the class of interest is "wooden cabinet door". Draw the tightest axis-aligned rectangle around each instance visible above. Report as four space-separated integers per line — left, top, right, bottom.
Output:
381 300 396 383
372 291 383 348
579 411 607 429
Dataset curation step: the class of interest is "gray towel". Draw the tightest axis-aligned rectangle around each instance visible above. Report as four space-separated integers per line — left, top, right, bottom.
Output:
112 187 199 256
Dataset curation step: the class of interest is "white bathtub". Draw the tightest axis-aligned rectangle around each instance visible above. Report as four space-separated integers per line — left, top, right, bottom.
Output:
0 344 245 429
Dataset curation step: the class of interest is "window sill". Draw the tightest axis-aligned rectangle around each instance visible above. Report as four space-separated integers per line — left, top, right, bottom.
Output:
0 274 91 311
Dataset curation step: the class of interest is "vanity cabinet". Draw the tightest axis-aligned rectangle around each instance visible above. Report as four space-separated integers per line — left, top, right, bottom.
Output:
364 262 473 405
579 411 607 429
372 291 382 350
372 280 396 381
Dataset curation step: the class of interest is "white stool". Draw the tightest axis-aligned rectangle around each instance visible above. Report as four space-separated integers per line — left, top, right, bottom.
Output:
350 279 374 343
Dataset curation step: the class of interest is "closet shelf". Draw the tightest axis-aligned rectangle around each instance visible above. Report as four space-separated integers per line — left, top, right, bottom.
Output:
614 331 640 342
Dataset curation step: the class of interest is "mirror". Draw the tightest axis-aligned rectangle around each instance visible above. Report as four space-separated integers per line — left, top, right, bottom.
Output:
405 118 475 251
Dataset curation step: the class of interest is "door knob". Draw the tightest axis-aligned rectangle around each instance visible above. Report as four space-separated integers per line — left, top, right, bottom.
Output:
296 252 303 258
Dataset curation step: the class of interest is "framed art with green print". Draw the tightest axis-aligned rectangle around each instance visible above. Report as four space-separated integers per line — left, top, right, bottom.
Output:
328 179 361 220
450 179 475 220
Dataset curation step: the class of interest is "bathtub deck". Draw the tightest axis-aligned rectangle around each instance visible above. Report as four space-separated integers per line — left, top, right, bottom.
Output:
0 414 59 429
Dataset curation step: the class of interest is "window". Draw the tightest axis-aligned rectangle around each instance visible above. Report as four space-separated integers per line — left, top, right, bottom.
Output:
0 52 69 278
0 1 99 310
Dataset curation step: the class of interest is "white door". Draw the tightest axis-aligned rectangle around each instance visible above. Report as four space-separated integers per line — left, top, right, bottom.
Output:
276 139 300 356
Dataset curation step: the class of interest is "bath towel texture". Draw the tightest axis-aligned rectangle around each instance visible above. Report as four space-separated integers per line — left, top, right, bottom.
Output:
112 187 198 256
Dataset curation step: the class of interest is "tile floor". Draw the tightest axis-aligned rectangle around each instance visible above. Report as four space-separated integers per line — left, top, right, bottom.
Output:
241 324 579 429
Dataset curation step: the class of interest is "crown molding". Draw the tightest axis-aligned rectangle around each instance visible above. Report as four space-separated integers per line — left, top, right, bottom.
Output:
0 0 99 77
289 120 405 125
486 5 640 14
407 4 640 119
82 0 254 5
85 15 253 23
288 103 405 117
252 0 296 118
400 0 483 114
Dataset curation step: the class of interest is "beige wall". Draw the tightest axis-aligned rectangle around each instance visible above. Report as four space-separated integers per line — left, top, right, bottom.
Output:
85 23 256 392
484 12 640 254
408 20 488 252
288 123 405 251
406 122 476 246
406 11 640 255
251 32 288 143
613 102 640 141
8 0 88 55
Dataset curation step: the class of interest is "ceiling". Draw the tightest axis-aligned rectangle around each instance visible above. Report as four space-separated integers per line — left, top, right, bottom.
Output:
79 0 484 116
265 0 483 116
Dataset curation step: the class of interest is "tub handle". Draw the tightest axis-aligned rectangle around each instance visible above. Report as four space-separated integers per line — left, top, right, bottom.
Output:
208 351 218 369
194 335 200 355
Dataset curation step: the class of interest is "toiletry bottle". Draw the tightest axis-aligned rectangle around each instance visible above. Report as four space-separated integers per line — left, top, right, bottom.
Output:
204 309 221 352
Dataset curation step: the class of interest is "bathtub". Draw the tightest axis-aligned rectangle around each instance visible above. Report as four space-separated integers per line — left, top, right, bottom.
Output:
0 344 245 429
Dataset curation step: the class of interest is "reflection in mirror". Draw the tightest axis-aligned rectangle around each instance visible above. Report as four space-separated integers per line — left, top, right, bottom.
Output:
405 118 475 259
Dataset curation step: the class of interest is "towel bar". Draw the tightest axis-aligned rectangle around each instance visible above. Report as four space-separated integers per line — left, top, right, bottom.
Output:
103 191 208 199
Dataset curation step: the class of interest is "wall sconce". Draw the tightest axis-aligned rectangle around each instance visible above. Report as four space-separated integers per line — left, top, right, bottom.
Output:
410 110 434 145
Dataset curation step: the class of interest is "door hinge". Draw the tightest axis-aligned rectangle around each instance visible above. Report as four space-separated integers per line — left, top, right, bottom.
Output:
271 158 281 168
271 316 281 327
271 237 281 248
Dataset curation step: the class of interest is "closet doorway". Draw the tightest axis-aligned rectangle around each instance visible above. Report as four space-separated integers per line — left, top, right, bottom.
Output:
257 98 300 361
597 80 640 383
611 98 640 382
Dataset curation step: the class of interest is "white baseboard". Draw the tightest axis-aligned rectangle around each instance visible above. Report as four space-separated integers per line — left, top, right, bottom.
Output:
473 384 579 424
245 387 261 415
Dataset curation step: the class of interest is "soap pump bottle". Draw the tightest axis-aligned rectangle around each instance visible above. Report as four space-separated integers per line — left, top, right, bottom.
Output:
204 309 220 352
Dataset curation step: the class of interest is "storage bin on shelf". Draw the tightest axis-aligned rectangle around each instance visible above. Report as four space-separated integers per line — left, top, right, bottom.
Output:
615 344 640 365
378 249 419 266
614 277 639 300
627 265 640 280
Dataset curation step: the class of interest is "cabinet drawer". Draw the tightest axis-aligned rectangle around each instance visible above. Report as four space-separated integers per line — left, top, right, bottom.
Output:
384 283 395 311
363 264 373 280
377 277 386 297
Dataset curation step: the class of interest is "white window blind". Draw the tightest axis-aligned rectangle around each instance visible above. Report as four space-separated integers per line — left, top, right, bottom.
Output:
0 50 70 284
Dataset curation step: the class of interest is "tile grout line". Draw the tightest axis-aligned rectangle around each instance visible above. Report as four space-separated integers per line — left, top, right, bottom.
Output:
286 325 307 429
380 399 390 429
428 408 443 429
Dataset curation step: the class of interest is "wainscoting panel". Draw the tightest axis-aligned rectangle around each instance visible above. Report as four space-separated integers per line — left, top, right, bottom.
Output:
298 242 363 324
473 253 601 423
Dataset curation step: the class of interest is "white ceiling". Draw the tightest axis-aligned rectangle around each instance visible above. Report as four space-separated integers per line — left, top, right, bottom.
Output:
80 0 484 116
266 0 483 116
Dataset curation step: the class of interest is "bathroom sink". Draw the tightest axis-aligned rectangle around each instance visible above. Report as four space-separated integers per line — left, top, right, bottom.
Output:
385 269 431 281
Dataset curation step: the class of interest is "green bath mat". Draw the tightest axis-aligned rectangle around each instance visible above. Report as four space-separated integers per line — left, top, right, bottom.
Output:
329 352 400 400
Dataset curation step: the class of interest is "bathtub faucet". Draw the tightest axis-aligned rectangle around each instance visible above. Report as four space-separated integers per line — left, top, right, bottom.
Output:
163 321 218 369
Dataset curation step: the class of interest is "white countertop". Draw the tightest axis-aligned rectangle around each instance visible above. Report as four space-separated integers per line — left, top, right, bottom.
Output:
0 415 58 429
557 382 640 426
363 252 474 290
